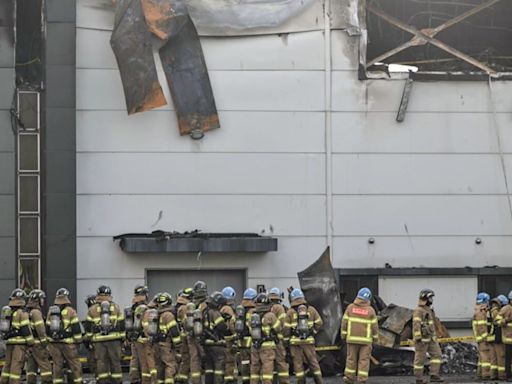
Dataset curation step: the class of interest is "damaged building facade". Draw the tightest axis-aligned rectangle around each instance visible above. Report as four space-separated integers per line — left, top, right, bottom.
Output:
1 0 512 333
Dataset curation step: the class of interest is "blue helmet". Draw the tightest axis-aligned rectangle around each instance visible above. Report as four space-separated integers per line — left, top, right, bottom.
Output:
222 286 236 300
476 292 490 304
243 288 257 300
269 287 281 296
289 288 304 301
357 287 372 302
498 295 509 306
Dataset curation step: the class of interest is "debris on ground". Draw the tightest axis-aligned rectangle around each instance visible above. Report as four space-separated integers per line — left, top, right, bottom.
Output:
441 342 478 375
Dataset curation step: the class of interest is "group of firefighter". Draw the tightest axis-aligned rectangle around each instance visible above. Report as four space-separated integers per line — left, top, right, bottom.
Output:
0 282 325 384
4 281 512 384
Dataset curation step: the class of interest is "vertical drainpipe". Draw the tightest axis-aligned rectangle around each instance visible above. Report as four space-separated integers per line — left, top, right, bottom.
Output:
324 0 333 259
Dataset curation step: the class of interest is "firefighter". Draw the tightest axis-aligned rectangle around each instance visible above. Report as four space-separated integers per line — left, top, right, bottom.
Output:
134 299 157 384
188 280 209 384
46 288 83 384
412 289 443 384
0 289 34 384
341 287 378 384
236 288 257 384
83 294 98 379
25 290 52 384
491 294 509 381
473 292 495 381
283 288 323 384
176 288 193 383
496 291 512 380
153 292 182 384
127 284 149 384
86 285 125 383
268 287 290 384
249 292 280 384
221 286 237 384
203 291 229 384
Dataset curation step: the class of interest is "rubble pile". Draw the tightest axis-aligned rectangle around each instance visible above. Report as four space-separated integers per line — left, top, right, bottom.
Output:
441 342 478 375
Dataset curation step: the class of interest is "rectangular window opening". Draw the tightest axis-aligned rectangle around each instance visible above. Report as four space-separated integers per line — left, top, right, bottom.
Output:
363 0 512 80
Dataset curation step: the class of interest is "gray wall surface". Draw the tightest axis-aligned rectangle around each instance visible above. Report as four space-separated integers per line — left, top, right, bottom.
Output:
43 0 77 304
0 1 16 300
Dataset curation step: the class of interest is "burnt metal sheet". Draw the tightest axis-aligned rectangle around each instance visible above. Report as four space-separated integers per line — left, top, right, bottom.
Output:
110 0 166 114
376 328 398 349
298 247 343 346
379 304 413 335
111 0 219 137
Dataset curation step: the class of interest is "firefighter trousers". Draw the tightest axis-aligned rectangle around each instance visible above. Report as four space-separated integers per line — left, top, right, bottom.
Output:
0 345 27 384
155 341 177 384
204 345 225 384
188 336 204 384
48 343 83 384
94 340 123 383
290 344 323 384
224 340 236 383
250 347 275 384
176 335 190 382
274 342 290 384
26 344 52 383
133 341 156 384
88 344 97 379
130 342 141 383
414 341 442 380
477 341 496 379
240 348 252 384
494 342 506 380
343 343 371 383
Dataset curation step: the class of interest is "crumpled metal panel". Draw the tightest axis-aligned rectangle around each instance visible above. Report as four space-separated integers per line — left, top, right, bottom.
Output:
110 0 166 114
379 304 413 335
298 247 343 346
111 0 219 136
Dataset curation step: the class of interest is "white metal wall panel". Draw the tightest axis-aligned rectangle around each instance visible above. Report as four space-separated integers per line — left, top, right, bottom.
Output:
77 195 326 237
333 196 512 236
0 69 14 109
0 112 15 152
77 28 325 71
333 236 512 269
77 237 326 279
0 196 14 236
331 31 358 71
332 112 503 154
77 69 325 111
378 276 476 321
77 111 325 153
77 153 325 195
0 153 14 194
333 154 507 194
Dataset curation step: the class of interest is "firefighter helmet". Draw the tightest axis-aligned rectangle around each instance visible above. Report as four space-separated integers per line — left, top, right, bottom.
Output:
134 284 149 296
182 287 193 298
85 294 96 307
289 288 304 301
55 288 71 305
243 288 257 300
357 287 372 302
155 292 173 307
28 289 46 303
255 292 270 305
210 291 227 308
498 294 509 306
10 288 26 300
476 292 490 304
419 289 435 301
268 287 282 301
222 286 236 301
97 285 112 296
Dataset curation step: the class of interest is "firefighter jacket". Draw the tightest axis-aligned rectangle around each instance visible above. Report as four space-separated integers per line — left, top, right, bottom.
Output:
203 307 228 346
220 304 236 342
412 301 437 343
28 305 48 345
5 308 34 345
86 298 125 342
283 304 323 345
341 298 378 345
249 308 280 349
176 303 188 338
472 304 494 343
270 302 287 342
495 304 512 344
139 306 155 344
46 305 82 344
491 301 503 343
158 307 182 347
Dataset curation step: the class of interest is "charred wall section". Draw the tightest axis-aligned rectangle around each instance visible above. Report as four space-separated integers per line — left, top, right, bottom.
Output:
0 1 16 300
43 0 77 303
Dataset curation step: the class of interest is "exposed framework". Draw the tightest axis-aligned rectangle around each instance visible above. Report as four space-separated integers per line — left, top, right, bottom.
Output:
361 0 512 80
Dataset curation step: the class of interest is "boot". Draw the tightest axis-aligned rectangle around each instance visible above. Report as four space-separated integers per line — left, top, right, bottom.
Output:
430 375 444 382
415 380 425 384
342 377 354 384
297 378 306 384
313 374 323 384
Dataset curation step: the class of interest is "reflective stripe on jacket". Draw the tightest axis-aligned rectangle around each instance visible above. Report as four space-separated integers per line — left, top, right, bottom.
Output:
496 304 512 344
249 310 280 349
29 307 48 344
283 304 323 345
47 306 82 344
341 298 378 345
472 303 492 342
159 309 182 346
412 301 437 343
86 300 125 342
6 308 34 345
